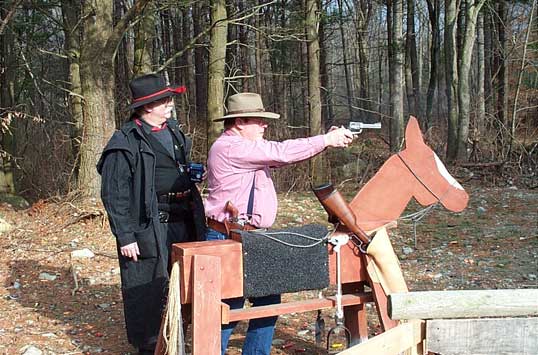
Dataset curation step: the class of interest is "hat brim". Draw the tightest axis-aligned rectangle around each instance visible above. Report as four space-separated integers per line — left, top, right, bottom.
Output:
128 85 185 110
213 111 280 122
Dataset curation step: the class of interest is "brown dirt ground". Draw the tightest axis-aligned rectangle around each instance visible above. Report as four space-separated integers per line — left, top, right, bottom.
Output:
0 183 537 354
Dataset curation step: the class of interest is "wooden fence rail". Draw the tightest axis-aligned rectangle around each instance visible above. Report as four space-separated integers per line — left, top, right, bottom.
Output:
388 289 538 320
340 289 538 354
338 320 425 355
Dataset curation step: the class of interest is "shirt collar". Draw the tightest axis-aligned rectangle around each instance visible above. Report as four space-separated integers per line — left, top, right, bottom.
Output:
134 117 168 133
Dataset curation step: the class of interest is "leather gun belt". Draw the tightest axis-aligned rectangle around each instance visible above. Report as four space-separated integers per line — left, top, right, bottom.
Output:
207 218 257 242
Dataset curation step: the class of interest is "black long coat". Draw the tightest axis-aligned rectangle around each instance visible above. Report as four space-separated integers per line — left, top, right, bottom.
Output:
97 119 205 347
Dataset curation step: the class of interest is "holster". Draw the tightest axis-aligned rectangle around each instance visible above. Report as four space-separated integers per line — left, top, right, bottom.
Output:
225 220 257 242
207 218 257 242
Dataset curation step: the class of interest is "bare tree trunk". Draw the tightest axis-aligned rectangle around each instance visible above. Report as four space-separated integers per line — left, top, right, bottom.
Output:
319 2 332 128
507 0 536 156
389 0 404 152
426 0 440 128
61 0 83 167
406 0 421 121
405 46 413 116
193 2 208 121
78 0 115 196
300 28 308 128
378 50 384 121
475 10 486 136
207 0 227 148
173 6 195 121
77 0 151 197
113 0 132 128
337 0 354 120
306 0 324 185
353 0 372 121
238 0 250 91
444 0 459 161
269 3 287 119
483 5 494 120
178 6 196 121
456 0 486 161
494 0 508 154
0 2 16 194
255 2 263 95
133 2 155 75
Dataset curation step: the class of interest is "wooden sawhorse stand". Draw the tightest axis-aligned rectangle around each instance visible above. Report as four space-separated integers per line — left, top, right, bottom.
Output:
166 234 397 354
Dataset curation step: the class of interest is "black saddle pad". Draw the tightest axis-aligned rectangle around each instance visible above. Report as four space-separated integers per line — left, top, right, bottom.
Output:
239 224 329 298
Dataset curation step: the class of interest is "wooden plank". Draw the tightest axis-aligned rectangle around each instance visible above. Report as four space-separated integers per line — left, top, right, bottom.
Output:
172 240 243 303
337 320 425 355
191 255 221 355
328 235 369 285
389 289 538 320
426 317 538 355
225 293 372 323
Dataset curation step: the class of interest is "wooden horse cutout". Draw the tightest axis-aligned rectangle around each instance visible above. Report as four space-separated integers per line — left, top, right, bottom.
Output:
322 116 470 338
161 116 469 355
350 116 468 232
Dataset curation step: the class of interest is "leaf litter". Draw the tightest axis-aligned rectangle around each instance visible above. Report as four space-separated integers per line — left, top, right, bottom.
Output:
0 183 536 354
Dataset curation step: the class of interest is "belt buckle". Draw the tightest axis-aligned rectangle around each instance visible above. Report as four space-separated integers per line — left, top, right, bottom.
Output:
169 190 189 202
236 218 250 227
159 211 170 223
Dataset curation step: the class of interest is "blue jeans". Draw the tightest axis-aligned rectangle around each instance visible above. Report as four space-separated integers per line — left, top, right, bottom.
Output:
205 228 280 355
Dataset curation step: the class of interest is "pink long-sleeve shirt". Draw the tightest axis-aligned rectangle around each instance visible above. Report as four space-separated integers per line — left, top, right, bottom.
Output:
204 130 327 228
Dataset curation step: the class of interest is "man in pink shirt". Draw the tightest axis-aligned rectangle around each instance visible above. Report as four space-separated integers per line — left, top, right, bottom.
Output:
204 92 353 355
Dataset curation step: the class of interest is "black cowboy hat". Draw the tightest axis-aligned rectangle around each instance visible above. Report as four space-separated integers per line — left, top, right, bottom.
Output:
128 73 186 109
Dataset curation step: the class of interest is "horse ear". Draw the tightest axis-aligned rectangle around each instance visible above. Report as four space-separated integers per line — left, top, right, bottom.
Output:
404 116 426 150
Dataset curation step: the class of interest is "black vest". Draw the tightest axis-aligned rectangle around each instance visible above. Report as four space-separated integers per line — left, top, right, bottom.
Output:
144 129 192 196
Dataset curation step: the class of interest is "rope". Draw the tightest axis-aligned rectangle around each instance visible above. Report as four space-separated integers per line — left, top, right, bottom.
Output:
162 262 185 355
250 204 437 250
248 229 330 248
399 204 437 247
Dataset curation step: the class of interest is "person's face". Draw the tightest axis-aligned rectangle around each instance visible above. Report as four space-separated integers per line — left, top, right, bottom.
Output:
142 96 174 126
237 118 268 141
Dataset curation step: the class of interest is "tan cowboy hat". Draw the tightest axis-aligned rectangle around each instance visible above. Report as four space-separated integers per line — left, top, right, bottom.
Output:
214 93 280 122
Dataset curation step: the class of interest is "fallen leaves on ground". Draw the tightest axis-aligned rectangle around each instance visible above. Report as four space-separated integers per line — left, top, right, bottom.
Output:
0 184 536 354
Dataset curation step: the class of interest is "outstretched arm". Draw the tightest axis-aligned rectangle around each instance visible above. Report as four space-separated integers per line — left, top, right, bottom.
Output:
226 127 354 169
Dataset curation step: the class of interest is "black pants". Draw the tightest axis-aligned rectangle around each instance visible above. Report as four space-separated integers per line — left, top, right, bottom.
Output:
122 218 192 350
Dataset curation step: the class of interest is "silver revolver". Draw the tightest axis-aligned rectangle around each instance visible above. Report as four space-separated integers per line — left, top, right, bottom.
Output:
348 121 382 134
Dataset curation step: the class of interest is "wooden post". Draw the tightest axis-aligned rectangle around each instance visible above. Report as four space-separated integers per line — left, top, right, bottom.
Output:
172 238 391 351
343 282 369 344
191 255 221 355
389 289 538 320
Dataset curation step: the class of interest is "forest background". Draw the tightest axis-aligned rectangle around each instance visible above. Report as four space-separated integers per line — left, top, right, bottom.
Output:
1 1 538 354
1 0 537 204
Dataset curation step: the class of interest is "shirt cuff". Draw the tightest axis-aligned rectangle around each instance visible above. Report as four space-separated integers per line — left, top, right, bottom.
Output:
117 233 137 247
311 134 327 149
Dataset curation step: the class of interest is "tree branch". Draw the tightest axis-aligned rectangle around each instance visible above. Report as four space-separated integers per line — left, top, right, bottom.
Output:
105 0 153 59
0 0 23 35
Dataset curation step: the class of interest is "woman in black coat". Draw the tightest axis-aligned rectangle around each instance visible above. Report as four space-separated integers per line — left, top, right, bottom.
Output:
97 74 206 354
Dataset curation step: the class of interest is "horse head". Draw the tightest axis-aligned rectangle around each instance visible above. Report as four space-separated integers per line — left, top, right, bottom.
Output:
348 116 469 231
398 116 469 212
